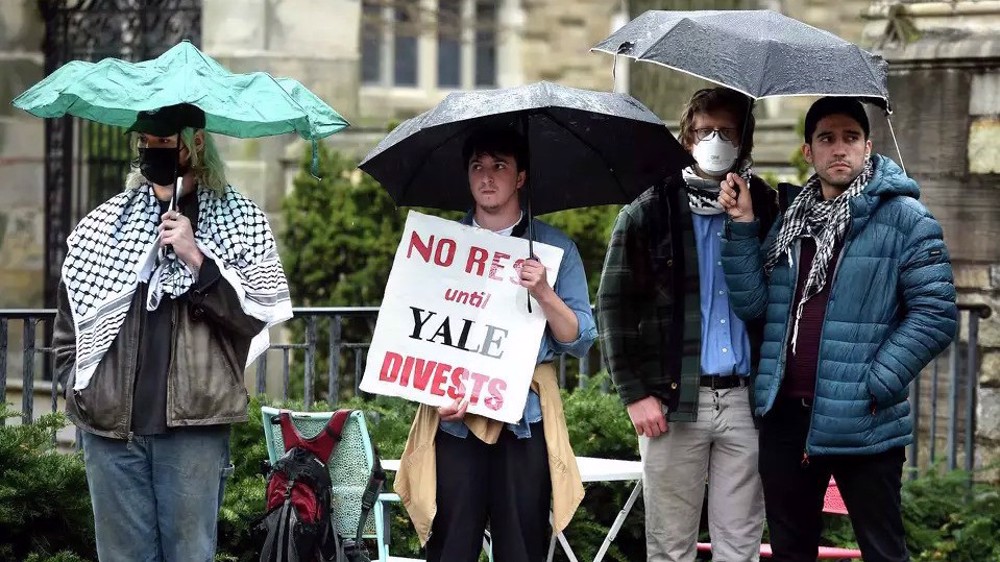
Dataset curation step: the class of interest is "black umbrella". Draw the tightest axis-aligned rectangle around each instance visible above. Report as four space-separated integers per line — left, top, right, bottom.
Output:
593 10 891 110
359 81 691 216
360 80 692 310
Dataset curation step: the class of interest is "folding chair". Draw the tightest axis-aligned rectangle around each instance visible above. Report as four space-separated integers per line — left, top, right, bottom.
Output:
696 477 863 559
261 407 491 562
261 407 410 561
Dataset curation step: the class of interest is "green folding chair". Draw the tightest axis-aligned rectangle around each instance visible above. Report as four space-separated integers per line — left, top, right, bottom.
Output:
261 406 417 562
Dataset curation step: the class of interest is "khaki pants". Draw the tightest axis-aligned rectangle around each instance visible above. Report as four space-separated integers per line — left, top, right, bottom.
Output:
639 386 764 562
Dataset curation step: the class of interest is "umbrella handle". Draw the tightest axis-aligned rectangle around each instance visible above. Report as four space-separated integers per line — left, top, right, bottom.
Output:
522 113 535 314
526 192 534 314
170 176 180 212
735 97 756 195
158 177 181 263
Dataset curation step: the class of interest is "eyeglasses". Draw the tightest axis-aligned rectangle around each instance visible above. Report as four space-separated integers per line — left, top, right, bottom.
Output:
693 127 739 143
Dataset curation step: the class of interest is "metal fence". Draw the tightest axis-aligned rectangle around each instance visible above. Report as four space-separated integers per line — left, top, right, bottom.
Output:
0 304 990 472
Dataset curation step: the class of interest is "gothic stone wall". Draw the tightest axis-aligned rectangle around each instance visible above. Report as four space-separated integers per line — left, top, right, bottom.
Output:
870 65 1000 480
518 0 621 91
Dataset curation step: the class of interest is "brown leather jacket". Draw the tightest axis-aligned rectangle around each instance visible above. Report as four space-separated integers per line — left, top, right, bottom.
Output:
52 275 266 439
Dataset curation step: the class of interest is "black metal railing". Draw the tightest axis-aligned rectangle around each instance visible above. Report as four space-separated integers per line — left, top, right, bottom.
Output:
1 304 991 472
0 309 58 427
908 303 991 475
0 307 596 422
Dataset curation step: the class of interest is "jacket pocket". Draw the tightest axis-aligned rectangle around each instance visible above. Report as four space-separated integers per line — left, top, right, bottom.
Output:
213 326 245 389
170 309 249 424
72 373 121 433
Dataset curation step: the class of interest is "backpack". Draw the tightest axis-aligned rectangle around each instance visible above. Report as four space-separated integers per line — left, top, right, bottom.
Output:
257 410 386 562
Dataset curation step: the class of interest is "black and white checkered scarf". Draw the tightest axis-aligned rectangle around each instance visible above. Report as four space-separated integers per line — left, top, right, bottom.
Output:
62 183 293 390
684 160 753 216
765 158 874 353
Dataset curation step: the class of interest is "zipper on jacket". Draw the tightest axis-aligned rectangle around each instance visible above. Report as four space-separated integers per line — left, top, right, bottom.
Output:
122 293 146 439
769 242 801 414
165 302 178 427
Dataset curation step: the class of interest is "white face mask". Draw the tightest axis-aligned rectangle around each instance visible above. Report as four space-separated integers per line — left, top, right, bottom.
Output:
692 132 739 176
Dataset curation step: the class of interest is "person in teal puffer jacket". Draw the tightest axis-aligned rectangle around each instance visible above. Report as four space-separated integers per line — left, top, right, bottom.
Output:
717 97 957 562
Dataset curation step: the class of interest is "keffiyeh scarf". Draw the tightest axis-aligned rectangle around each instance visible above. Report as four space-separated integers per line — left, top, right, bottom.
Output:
62 183 293 390
765 157 874 353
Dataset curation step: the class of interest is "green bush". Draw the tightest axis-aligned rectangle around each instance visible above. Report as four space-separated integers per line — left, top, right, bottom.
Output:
558 374 641 561
23 554 92 562
0 407 95 562
903 467 1000 562
280 142 463 403
540 207 622 302
5 396 1000 562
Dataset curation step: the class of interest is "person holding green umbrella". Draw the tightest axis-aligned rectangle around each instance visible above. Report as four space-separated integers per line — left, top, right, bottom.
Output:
13 41 346 560
50 103 293 562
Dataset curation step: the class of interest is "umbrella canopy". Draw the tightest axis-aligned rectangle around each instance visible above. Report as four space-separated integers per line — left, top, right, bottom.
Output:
12 40 348 141
359 81 692 216
593 10 891 110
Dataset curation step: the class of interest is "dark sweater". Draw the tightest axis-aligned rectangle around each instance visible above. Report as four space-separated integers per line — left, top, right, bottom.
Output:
781 237 842 401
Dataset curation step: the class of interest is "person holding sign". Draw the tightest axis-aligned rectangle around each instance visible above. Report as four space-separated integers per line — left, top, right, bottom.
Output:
597 88 778 561
393 128 597 562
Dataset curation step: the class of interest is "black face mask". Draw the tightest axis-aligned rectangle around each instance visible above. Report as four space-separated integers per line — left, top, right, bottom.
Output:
138 146 189 186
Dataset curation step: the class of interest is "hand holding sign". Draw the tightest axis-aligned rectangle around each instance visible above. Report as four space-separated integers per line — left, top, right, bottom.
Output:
360 211 564 423
439 394 472 422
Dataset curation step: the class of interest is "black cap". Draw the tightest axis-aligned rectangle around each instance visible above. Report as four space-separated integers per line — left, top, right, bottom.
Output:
804 97 870 143
127 103 206 136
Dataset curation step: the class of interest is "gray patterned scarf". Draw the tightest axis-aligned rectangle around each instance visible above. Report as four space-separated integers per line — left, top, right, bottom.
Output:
765 157 874 353
684 160 753 215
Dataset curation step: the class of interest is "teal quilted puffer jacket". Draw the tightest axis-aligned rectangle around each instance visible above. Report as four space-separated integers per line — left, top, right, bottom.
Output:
721 155 957 456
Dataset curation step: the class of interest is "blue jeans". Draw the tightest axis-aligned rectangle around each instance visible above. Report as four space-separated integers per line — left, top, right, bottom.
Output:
81 426 233 562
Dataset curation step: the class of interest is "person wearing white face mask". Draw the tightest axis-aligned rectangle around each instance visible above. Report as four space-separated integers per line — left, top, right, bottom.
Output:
598 87 778 561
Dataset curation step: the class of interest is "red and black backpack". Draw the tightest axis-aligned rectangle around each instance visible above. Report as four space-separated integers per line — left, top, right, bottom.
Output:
258 410 385 562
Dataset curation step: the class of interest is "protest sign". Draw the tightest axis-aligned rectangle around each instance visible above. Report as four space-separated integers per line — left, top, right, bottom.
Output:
360 211 563 423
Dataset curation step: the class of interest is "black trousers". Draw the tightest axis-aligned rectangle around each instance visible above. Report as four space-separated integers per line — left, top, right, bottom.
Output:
758 400 909 562
426 423 551 562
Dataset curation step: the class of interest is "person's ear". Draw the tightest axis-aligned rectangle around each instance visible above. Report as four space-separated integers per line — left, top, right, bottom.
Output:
802 143 813 165
516 169 526 190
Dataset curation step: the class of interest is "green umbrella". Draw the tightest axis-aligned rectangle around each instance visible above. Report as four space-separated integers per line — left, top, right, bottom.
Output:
12 40 348 172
